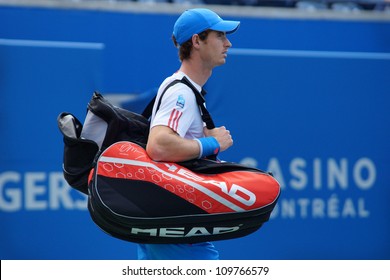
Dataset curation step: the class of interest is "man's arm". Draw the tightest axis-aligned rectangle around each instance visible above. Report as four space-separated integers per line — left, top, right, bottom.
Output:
146 125 233 162
146 125 200 162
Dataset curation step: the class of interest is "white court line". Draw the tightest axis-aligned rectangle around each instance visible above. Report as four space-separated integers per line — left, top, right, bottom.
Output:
229 48 390 60
0 38 105 50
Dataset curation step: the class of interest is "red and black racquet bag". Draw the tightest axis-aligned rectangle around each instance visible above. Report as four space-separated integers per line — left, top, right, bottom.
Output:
88 141 280 244
58 78 281 244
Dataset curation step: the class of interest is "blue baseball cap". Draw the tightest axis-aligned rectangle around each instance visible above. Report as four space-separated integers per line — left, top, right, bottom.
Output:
173 9 240 45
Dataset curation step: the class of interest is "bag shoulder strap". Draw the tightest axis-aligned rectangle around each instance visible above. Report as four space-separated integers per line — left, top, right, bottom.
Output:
141 77 215 129
180 76 215 129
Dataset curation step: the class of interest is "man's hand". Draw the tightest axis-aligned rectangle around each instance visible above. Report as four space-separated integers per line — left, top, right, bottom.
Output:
203 126 233 152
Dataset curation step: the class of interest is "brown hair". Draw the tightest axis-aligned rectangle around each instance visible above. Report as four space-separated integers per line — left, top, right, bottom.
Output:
172 30 210 62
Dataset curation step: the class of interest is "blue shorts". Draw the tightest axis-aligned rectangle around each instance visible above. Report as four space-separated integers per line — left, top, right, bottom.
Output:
137 242 219 260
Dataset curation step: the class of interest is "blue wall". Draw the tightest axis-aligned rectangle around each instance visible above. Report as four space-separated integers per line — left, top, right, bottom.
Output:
1 4 389 260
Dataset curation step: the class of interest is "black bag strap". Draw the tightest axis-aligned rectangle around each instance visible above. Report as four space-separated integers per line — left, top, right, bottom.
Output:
141 80 182 119
181 76 216 130
141 77 215 129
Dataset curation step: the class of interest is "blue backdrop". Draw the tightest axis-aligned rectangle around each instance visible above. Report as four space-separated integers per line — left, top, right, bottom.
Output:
1 4 389 260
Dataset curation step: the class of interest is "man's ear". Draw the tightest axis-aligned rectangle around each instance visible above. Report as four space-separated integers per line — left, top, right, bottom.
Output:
192 34 201 49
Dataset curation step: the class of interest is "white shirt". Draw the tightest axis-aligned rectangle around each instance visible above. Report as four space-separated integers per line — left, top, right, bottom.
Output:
150 71 204 139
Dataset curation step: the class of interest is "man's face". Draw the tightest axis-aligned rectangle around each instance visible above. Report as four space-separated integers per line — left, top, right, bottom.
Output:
199 30 232 68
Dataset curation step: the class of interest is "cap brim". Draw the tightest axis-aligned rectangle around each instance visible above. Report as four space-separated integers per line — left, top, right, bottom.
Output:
210 20 240 34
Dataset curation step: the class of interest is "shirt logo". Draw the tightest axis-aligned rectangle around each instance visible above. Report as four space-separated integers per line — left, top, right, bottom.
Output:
176 95 185 108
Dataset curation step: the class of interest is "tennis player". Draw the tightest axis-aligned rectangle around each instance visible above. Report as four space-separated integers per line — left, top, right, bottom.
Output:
138 8 240 260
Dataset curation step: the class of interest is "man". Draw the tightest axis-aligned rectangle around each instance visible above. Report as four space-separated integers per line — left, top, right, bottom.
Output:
138 8 240 260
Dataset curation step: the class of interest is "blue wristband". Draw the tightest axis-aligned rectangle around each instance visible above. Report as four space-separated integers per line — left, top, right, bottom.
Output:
195 137 220 159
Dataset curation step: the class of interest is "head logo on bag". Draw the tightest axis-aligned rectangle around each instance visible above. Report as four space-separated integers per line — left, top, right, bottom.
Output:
130 225 241 238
